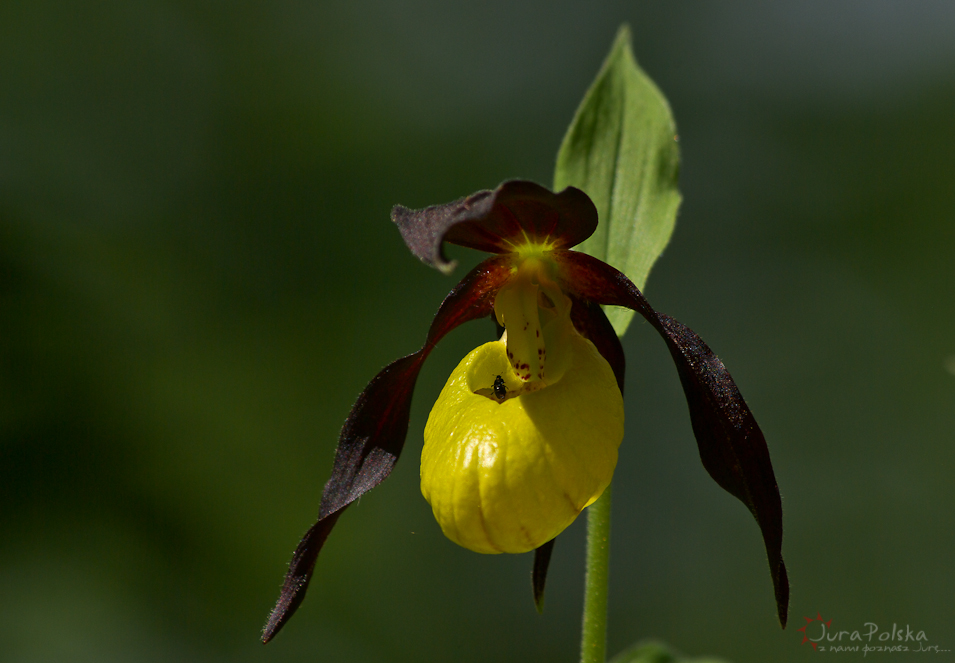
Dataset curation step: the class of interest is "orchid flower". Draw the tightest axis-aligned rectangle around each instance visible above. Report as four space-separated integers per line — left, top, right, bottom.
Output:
262 180 788 643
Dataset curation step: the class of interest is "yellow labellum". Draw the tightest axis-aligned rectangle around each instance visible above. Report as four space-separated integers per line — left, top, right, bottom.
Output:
421 329 624 554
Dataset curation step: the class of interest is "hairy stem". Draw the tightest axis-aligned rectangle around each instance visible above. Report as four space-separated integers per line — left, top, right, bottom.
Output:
580 482 612 663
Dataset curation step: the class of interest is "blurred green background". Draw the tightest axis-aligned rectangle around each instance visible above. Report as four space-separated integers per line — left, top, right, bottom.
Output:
2 2 953 661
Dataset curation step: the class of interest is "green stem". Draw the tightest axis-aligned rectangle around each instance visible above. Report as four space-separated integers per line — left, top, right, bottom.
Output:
580 481 612 663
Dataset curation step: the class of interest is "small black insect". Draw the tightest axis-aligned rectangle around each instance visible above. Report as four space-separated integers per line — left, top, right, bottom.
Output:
493 375 507 401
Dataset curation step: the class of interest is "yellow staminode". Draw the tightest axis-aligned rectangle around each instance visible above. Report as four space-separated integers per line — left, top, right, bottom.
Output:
421 255 624 554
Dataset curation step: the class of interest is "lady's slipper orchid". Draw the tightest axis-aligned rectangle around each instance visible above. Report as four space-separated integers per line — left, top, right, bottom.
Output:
262 180 788 642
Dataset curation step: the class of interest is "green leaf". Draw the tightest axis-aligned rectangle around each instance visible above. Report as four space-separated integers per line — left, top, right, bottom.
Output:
609 640 730 663
554 24 681 336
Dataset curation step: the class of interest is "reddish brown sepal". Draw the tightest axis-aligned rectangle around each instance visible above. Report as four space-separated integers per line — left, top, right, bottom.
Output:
555 250 789 628
391 180 597 273
568 294 626 395
262 256 513 643
531 539 555 614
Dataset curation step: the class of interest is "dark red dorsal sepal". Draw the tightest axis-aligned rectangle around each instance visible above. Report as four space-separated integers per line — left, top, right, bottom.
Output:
391 180 598 274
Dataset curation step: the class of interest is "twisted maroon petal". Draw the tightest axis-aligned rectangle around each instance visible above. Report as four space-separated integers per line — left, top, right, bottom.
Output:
555 250 789 628
262 255 513 643
391 180 597 274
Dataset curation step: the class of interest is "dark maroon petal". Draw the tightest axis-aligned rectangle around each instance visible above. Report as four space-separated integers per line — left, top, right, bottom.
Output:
555 250 789 628
531 539 555 614
391 180 597 273
568 295 626 395
262 255 513 643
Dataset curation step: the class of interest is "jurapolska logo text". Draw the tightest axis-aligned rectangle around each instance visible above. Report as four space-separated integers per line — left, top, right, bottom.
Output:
799 615 950 655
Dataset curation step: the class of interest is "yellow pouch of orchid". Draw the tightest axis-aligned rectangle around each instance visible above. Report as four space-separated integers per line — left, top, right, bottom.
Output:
421 329 623 554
